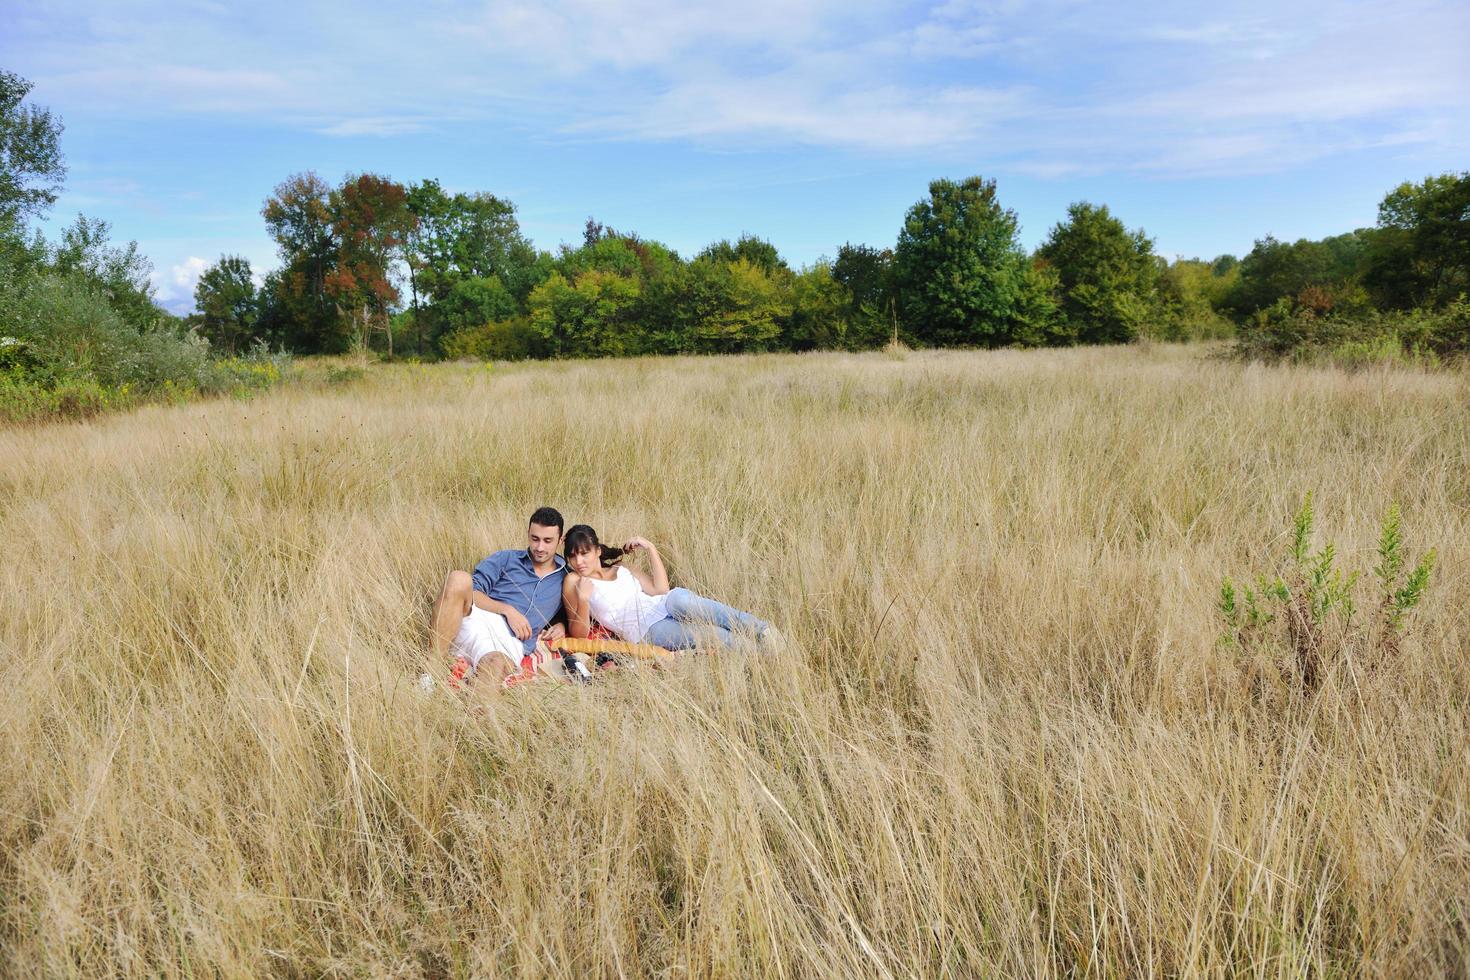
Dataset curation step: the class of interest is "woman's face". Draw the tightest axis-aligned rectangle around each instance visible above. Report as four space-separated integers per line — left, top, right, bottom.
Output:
567 546 599 577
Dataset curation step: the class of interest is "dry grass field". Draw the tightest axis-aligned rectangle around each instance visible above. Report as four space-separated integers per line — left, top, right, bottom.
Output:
1 344 1467 977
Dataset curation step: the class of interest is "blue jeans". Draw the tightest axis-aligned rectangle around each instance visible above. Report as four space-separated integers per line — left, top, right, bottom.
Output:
643 588 770 651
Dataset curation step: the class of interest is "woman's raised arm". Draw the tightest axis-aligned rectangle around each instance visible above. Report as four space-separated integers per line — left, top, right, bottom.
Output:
624 536 670 595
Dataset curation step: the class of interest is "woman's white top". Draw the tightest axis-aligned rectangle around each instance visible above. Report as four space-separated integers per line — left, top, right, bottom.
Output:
585 566 669 642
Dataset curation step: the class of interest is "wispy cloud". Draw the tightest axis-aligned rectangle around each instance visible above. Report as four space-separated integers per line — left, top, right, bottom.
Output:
5 0 1467 177
315 116 432 138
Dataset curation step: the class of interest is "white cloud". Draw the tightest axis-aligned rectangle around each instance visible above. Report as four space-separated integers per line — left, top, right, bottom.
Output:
4 0 1467 175
151 256 209 307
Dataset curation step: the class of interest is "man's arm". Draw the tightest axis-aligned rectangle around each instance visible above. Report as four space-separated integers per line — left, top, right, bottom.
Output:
470 551 533 640
471 591 534 640
541 596 567 643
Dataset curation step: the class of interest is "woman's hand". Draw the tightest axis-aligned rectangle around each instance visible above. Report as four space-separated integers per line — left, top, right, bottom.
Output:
624 537 670 595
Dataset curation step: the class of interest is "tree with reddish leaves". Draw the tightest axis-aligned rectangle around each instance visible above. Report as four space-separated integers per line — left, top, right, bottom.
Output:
261 172 343 352
327 173 416 357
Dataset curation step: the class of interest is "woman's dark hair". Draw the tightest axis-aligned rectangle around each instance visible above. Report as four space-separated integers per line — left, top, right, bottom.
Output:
564 524 624 567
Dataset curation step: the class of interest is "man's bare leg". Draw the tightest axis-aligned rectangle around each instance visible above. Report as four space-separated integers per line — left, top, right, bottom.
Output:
431 570 474 660
477 653 516 687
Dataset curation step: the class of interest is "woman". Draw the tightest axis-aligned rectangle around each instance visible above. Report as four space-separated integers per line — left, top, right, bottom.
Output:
561 524 778 652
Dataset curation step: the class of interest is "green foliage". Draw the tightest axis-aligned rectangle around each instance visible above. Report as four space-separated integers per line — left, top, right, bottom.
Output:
0 371 123 421
893 176 1033 347
1363 172 1470 310
0 69 66 224
403 179 546 356
194 255 259 354
0 76 284 423
831 243 896 347
1375 503 1436 635
1008 261 1069 347
687 258 788 353
51 213 162 331
1223 232 1372 322
239 165 1470 363
1151 258 1237 341
0 216 289 422
1220 496 1435 696
437 274 517 331
785 262 854 351
1233 295 1467 366
697 234 788 277
439 316 544 361
1035 202 1158 344
528 269 645 358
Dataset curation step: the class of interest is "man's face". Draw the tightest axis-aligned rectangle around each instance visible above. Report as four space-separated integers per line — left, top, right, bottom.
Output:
527 522 562 565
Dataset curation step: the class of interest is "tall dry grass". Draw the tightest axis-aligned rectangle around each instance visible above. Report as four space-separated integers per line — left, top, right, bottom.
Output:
1 345 1466 977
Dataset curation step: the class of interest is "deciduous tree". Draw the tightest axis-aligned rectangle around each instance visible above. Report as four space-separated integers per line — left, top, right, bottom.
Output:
893 176 1031 347
193 255 258 353
327 173 415 356
262 172 341 352
1036 202 1158 344
1363 172 1470 310
0 70 65 225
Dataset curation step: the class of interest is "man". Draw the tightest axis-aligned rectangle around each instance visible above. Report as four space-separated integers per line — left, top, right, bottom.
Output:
430 506 568 687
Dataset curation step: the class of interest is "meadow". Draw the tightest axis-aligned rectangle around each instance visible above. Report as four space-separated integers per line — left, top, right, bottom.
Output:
0 344 1466 977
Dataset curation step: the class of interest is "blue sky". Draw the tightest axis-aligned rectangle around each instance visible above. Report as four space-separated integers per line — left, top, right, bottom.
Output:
5 0 1467 312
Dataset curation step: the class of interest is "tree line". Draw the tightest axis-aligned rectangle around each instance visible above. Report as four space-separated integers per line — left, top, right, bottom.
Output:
195 169 1467 361
1 63 1464 392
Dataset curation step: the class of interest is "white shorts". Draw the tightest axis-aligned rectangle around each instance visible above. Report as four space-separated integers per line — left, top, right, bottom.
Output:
451 606 526 670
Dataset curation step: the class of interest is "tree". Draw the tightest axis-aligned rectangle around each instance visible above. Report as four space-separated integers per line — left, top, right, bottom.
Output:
832 243 896 347
51 213 161 330
0 70 65 225
697 234 789 277
691 258 790 353
405 179 540 354
262 172 341 352
326 173 416 356
892 176 1032 347
437 275 518 333
1035 202 1158 344
1223 233 1368 320
787 262 852 350
194 255 258 353
1155 257 1237 340
1363 172 1470 310
528 270 644 358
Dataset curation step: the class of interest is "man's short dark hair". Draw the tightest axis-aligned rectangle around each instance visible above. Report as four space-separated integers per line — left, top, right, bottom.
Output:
529 506 564 534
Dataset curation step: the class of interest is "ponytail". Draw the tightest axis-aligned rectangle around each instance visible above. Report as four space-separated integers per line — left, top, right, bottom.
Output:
564 524 624 566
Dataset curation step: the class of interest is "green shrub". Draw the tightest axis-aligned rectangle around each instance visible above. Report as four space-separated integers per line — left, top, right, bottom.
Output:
0 335 39 373
2 270 214 388
207 342 294 394
1231 298 1463 367
1142 308 1235 343
439 316 544 361
1220 496 1435 697
324 364 366 386
0 371 126 422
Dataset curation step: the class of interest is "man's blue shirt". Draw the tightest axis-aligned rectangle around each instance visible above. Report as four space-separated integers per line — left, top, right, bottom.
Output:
471 549 567 655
